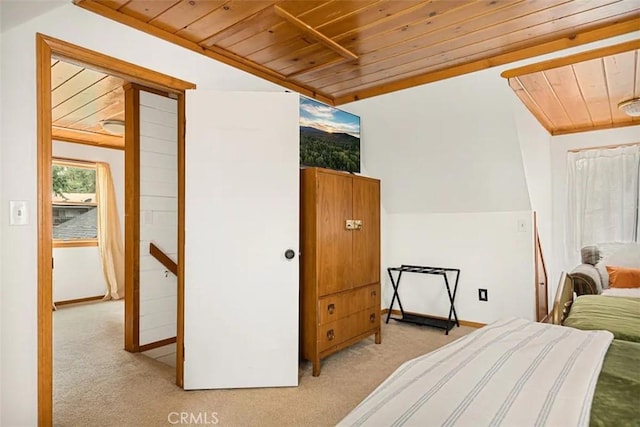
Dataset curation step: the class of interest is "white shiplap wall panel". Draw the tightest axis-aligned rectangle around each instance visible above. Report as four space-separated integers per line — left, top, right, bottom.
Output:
141 122 177 142
140 180 177 198
142 93 178 113
140 196 177 212
140 255 161 272
140 151 177 169
141 137 179 156
139 241 177 259
139 295 177 315
139 271 177 297
139 308 177 330
141 325 178 345
138 164 178 183
139 91 178 346
141 228 177 249
141 105 177 125
152 211 177 226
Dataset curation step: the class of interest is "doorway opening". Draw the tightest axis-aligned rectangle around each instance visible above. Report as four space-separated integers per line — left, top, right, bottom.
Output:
37 33 195 425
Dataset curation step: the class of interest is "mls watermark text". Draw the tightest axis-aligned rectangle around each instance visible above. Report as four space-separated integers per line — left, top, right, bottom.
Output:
168 411 219 425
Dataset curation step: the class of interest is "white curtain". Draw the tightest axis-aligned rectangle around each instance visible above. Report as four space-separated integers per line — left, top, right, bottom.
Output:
566 144 640 258
96 162 125 300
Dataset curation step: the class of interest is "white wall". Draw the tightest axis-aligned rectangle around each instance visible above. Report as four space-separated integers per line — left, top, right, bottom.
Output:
550 126 640 297
51 141 124 302
387 212 535 324
138 91 178 345
0 5 3 418
0 4 283 424
52 247 105 301
1 1 639 422
346 61 535 325
511 95 554 302
347 67 531 215
344 32 639 325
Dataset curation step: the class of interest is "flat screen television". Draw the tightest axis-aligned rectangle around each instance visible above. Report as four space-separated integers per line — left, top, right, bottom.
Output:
299 95 361 173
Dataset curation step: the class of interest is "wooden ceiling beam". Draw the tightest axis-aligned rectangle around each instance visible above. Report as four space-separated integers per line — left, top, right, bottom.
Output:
273 5 358 61
52 125 124 150
552 118 640 135
501 39 640 78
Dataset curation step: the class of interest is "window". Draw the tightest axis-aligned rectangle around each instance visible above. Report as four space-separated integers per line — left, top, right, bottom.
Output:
52 159 98 247
566 144 640 255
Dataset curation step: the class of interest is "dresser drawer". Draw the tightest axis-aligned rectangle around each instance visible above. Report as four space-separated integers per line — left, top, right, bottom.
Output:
317 307 380 352
318 283 380 325
351 307 380 338
362 283 380 309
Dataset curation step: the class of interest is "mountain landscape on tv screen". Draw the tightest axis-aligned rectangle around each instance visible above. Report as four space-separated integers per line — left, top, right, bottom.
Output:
300 126 360 172
299 96 360 173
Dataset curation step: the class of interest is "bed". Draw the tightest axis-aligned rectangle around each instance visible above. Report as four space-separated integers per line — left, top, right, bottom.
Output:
601 287 640 298
337 317 640 426
554 273 640 343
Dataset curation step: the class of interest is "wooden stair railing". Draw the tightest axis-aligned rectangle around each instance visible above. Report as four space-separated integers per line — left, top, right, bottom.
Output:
534 212 549 322
141 243 178 352
149 242 177 276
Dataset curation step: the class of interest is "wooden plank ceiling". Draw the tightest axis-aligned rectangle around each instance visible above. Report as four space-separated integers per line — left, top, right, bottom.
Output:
51 58 125 148
503 40 640 135
74 0 640 106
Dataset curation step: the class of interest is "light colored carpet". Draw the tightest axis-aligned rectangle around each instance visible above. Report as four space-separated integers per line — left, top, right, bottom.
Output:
141 342 177 368
53 300 474 426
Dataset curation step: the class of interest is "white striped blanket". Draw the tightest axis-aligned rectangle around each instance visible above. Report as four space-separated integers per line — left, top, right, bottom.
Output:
338 318 613 427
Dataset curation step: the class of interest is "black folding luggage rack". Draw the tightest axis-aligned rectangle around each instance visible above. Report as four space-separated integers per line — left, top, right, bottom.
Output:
385 264 460 335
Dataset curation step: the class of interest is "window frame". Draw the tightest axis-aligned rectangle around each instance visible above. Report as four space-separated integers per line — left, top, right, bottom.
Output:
52 158 99 248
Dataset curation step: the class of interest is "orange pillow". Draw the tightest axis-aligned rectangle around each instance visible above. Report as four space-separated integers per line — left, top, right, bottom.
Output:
606 266 640 288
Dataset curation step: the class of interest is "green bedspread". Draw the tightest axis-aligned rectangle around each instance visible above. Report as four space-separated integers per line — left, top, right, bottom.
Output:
564 295 640 343
590 339 640 427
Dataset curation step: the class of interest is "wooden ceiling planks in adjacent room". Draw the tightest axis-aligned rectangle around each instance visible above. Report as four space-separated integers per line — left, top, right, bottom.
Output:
51 59 125 148
74 0 640 105
503 40 640 135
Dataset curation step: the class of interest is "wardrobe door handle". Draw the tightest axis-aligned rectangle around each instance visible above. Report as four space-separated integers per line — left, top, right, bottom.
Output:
328 303 335 315
327 329 335 341
371 290 377 297
370 313 376 323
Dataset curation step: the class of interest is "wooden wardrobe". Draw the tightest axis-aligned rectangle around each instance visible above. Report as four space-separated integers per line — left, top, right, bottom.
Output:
300 167 381 376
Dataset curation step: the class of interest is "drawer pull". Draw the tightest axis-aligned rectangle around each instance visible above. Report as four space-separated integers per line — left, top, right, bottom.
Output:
328 303 335 315
371 290 377 297
327 329 335 341
370 313 376 323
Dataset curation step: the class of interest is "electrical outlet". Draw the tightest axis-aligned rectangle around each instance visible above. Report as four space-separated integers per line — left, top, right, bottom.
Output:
478 288 488 301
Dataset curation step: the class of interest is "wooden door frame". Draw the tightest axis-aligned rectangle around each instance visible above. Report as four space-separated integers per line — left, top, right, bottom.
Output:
37 33 194 425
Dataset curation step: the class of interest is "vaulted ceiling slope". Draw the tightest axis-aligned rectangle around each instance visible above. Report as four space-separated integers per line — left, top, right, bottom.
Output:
503 40 640 135
51 59 125 148
75 0 640 106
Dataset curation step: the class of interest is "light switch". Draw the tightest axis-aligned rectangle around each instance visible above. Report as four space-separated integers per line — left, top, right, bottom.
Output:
10 201 29 225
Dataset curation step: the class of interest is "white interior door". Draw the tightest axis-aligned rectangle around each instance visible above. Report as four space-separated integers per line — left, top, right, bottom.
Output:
184 91 299 389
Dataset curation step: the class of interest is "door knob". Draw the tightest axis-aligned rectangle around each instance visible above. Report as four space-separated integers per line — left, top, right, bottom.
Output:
284 249 296 260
